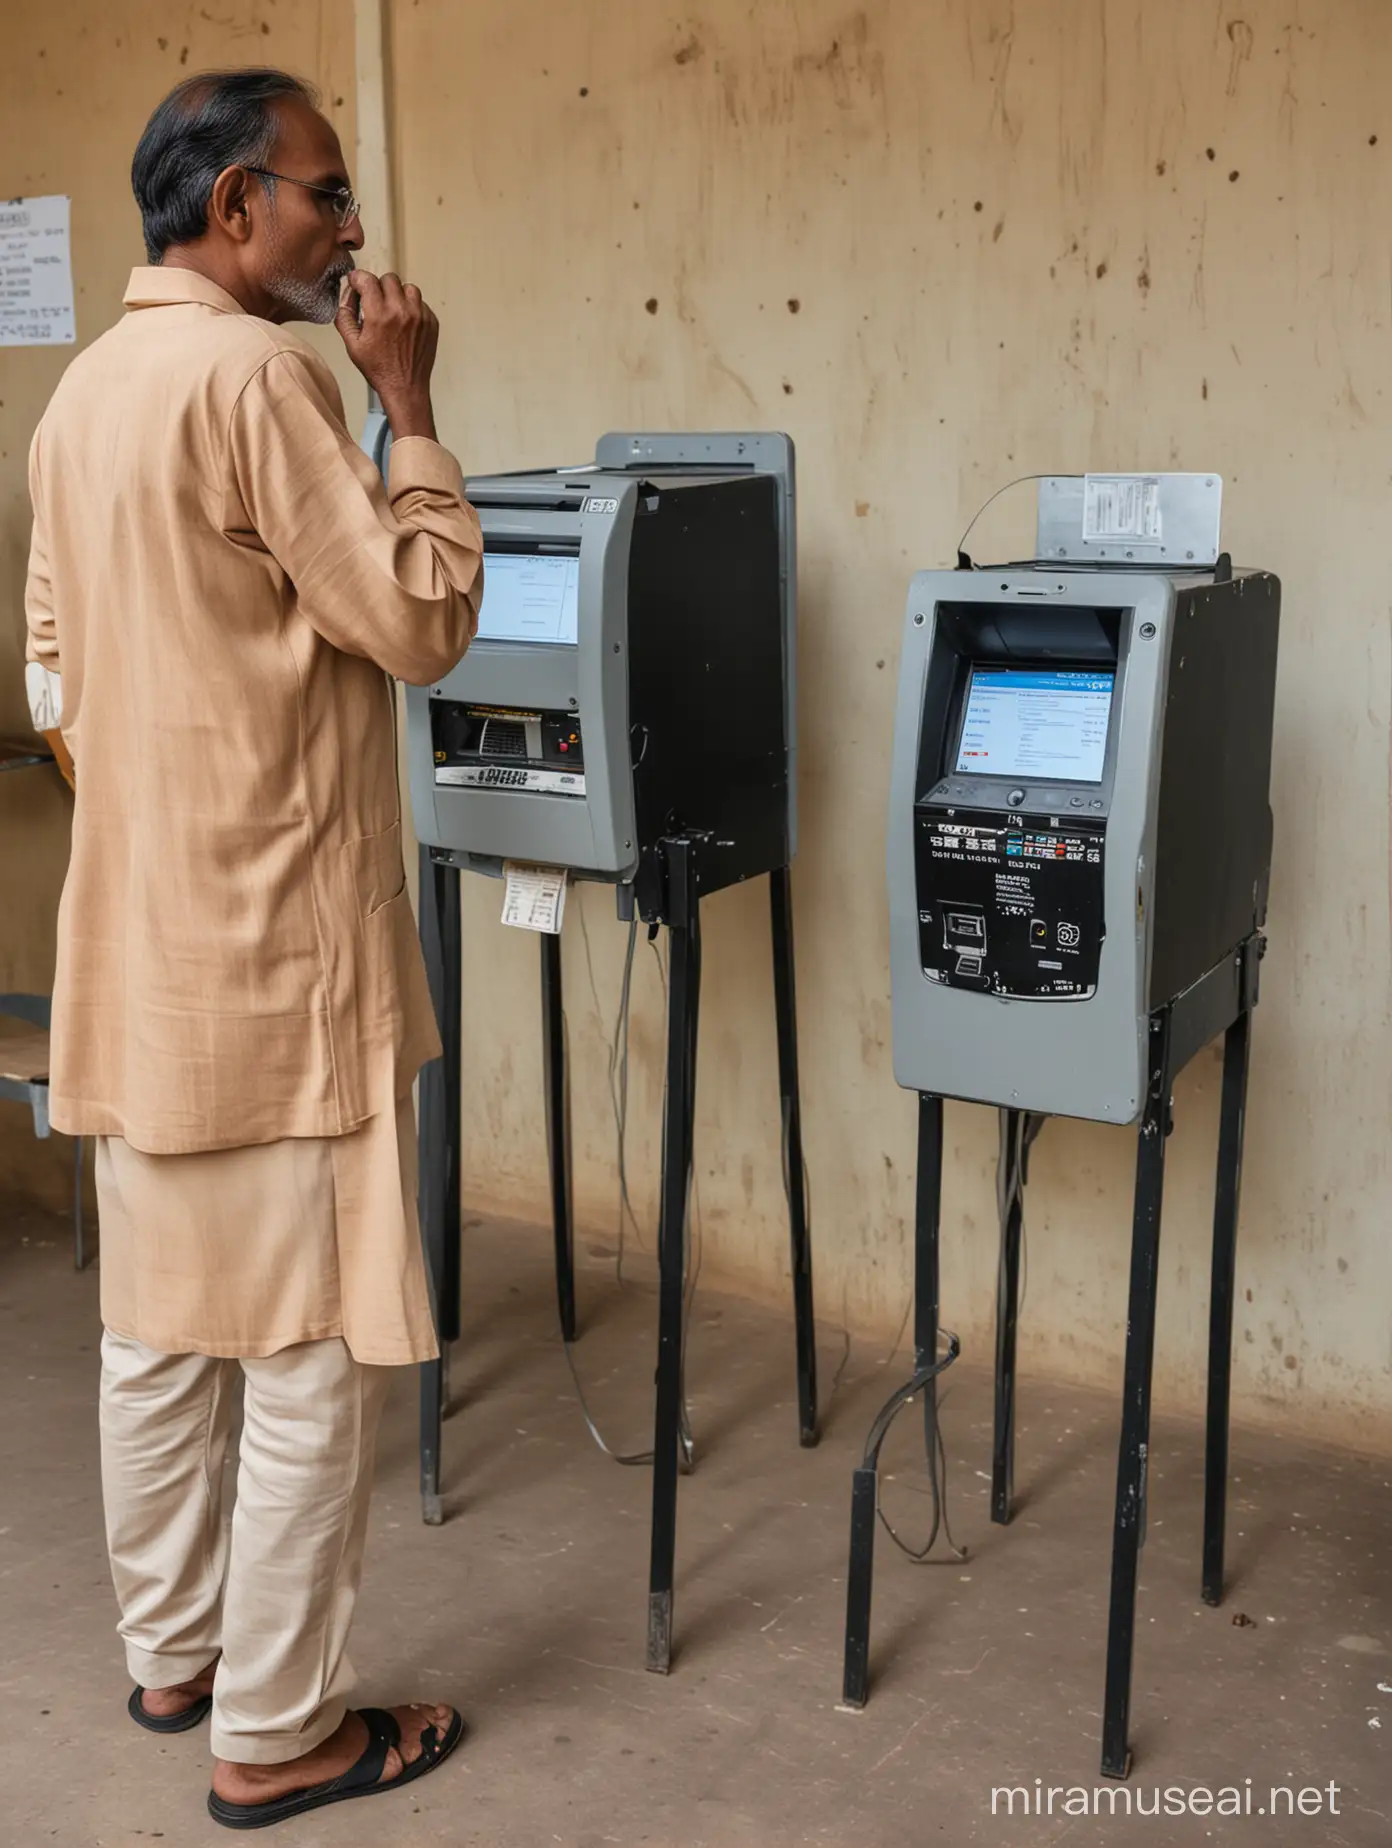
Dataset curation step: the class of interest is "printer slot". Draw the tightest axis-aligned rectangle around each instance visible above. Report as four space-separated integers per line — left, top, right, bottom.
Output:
431 701 587 797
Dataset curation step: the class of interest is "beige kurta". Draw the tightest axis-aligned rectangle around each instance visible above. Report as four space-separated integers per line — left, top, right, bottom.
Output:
24 266 480 1361
25 266 483 1154
96 1093 436 1365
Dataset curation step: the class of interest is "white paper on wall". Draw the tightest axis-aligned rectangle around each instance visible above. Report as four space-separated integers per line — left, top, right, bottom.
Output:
0 195 76 347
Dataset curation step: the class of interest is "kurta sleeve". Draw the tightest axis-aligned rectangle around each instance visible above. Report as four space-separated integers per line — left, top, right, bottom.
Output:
25 427 61 678
227 348 483 685
24 428 75 787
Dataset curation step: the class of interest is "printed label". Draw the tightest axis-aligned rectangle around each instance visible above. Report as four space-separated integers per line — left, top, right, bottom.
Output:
1083 475 1163 544
434 765 585 796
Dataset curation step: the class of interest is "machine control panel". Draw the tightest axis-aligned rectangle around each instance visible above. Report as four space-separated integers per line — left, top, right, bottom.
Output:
914 805 1105 999
431 702 586 798
929 778 1110 817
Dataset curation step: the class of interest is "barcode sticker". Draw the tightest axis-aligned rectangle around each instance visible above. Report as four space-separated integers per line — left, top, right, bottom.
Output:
501 862 568 934
1083 475 1163 544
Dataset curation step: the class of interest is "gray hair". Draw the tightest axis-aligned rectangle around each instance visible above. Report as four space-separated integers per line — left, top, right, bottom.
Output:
131 68 318 262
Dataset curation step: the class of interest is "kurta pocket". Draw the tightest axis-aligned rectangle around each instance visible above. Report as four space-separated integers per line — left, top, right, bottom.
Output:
344 821 408 917
338 823 438 1089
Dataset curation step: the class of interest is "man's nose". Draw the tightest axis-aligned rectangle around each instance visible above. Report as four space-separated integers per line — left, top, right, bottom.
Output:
339 213 365 253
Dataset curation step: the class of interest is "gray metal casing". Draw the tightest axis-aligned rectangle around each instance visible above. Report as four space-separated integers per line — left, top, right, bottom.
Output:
1035 473 1224 567
404 432 796 880
405 479 637 877
889 570 1190 1125
595 431 799 859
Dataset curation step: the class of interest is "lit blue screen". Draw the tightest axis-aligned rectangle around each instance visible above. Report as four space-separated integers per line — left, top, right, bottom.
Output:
956 669 1114 783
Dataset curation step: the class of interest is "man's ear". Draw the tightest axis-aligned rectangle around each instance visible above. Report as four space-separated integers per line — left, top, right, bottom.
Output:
208 165 255 245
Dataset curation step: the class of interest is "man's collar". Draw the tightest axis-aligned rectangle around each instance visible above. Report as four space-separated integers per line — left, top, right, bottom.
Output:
123 266 249 315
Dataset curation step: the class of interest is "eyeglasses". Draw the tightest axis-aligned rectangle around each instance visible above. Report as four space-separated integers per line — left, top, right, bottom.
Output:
245 168 360 228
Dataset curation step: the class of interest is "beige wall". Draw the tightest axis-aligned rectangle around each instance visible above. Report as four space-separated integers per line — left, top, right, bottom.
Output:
2 2 1388 1446
392 0 1390 1447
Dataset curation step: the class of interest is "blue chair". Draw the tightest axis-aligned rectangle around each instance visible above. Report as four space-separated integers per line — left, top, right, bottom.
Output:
0 993 89 1269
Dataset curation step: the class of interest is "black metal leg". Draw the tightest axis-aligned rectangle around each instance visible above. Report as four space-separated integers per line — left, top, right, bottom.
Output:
992 1110 1024 1525
1202 1008 1251 1606
541 930 577 1343
1101 1010 1173 1778
769 865 818 1447
418 848 463 1527
647 840 702 1674
842 1092 949 1708
842 1464 879 1706
419 1353 447 1526
914 1095 944 1466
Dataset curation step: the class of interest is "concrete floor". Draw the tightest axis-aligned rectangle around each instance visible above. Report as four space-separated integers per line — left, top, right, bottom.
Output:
2 1203 1387 1848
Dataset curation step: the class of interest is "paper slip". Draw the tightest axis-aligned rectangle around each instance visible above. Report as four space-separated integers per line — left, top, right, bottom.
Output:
501 862 568 934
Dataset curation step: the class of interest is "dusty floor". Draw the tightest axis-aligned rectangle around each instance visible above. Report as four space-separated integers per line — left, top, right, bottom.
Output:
1 1202 1387 1848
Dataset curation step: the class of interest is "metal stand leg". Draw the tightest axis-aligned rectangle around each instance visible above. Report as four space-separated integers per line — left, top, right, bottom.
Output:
418 849 463 1527
769 865 818 1447
842 1094 950 1708
647 839 702 1674
1202 1008 1251 1606
992 1110 1024 1525
541 930 577 1343
914 1095 944 1473
842 1462 879 1706
1101 1010 1173 1778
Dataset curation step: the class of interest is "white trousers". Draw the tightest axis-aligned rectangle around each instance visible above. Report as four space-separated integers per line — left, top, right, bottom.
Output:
99 1328 391 1764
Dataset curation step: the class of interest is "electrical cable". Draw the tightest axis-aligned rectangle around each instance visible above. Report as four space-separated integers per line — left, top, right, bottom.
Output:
558 1319 656 1466
867 1211 966 1563
863 1173 963 1563
566 894 848 1465
855 1327 966 1563
612 917 640 1282
876 1374 967 1564
578 904 644 1275
560 899 695 1467
871 1109 1049 1566
954 473 1051 568
996 1107 1046 1326
553 944 656 1467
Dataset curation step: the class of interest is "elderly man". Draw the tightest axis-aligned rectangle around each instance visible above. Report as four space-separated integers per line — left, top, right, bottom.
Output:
24 68 481 1827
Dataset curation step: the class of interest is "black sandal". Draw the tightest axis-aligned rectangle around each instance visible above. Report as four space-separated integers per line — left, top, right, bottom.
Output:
128 1684 213 1733
206 1705 465 1831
